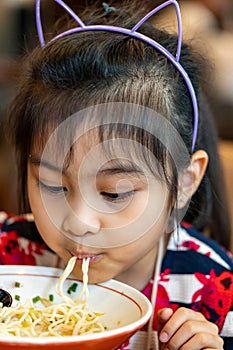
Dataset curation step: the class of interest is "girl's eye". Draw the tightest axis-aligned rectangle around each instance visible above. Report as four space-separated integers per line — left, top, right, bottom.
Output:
38 181 67 195
100 191 134 202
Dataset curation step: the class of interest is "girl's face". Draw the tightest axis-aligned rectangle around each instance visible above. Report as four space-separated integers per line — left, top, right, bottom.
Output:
27 134 172 290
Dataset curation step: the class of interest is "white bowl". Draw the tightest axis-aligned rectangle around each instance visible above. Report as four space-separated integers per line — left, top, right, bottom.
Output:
0 265 152 350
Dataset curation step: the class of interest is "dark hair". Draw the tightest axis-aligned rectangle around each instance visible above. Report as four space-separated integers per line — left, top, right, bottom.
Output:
7 1 231 248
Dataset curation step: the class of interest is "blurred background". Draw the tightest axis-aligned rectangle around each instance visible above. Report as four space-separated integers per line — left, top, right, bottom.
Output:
0 0 232 249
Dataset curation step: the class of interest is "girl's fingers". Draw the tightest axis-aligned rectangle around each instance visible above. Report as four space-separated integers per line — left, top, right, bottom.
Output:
157 308 173 333
158 307 205 343
158 307 223 350
160 322 223 350
177 332 224 350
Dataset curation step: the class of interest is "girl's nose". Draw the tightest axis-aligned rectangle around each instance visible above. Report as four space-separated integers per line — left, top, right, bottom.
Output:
62 199 101 237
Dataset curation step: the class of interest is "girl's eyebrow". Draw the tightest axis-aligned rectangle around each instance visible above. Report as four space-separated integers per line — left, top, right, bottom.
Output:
98 163 144 176
29 154 66 174
29 155 145 176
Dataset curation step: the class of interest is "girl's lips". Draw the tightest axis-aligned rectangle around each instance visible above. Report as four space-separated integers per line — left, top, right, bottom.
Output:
71 253 102 263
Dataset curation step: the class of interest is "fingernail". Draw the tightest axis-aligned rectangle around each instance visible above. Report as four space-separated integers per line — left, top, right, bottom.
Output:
159 331 169 342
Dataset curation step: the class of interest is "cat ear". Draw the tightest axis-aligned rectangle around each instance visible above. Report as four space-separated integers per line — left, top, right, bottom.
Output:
36 0 182 60
36 0 86 47
131 0 182 62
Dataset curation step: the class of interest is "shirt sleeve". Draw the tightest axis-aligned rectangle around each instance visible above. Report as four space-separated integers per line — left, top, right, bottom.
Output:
0 211 57 266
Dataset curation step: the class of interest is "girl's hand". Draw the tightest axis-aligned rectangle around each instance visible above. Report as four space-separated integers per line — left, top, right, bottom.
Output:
157 307 224 350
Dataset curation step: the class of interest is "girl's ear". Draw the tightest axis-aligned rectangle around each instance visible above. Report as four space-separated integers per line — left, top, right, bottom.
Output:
176 150 208 209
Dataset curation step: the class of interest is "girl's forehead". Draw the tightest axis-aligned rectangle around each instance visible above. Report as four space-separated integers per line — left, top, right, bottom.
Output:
31 103 180 179
33 128 162 180
41 137 148 173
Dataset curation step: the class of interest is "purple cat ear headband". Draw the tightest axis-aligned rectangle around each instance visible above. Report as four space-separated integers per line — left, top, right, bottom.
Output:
36 0 198 152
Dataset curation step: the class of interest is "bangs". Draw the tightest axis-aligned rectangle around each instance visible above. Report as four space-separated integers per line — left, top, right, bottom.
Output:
34 103 190 193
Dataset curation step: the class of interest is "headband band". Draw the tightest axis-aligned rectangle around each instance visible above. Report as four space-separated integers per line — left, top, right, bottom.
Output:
36 0 198 152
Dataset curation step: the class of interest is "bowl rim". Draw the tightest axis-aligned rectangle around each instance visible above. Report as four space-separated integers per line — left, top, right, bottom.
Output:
0 265 153 344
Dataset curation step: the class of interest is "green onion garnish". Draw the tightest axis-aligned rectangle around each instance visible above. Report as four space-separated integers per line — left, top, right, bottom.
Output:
67 282 78 294
15 295 20 301
49 294 54 302
14 281 21 288
32 296 40 303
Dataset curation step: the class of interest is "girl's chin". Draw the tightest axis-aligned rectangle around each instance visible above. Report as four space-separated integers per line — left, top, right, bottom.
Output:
83 272 114 284
70 265 112 284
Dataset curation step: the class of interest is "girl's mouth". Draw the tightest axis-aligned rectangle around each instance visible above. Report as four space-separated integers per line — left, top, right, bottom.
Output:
71 253 103 263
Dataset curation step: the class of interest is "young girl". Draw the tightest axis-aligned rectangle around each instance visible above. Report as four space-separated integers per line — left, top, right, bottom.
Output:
1 0 232 349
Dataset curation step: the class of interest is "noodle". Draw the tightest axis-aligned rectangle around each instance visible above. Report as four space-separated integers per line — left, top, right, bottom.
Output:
0 257 105 337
